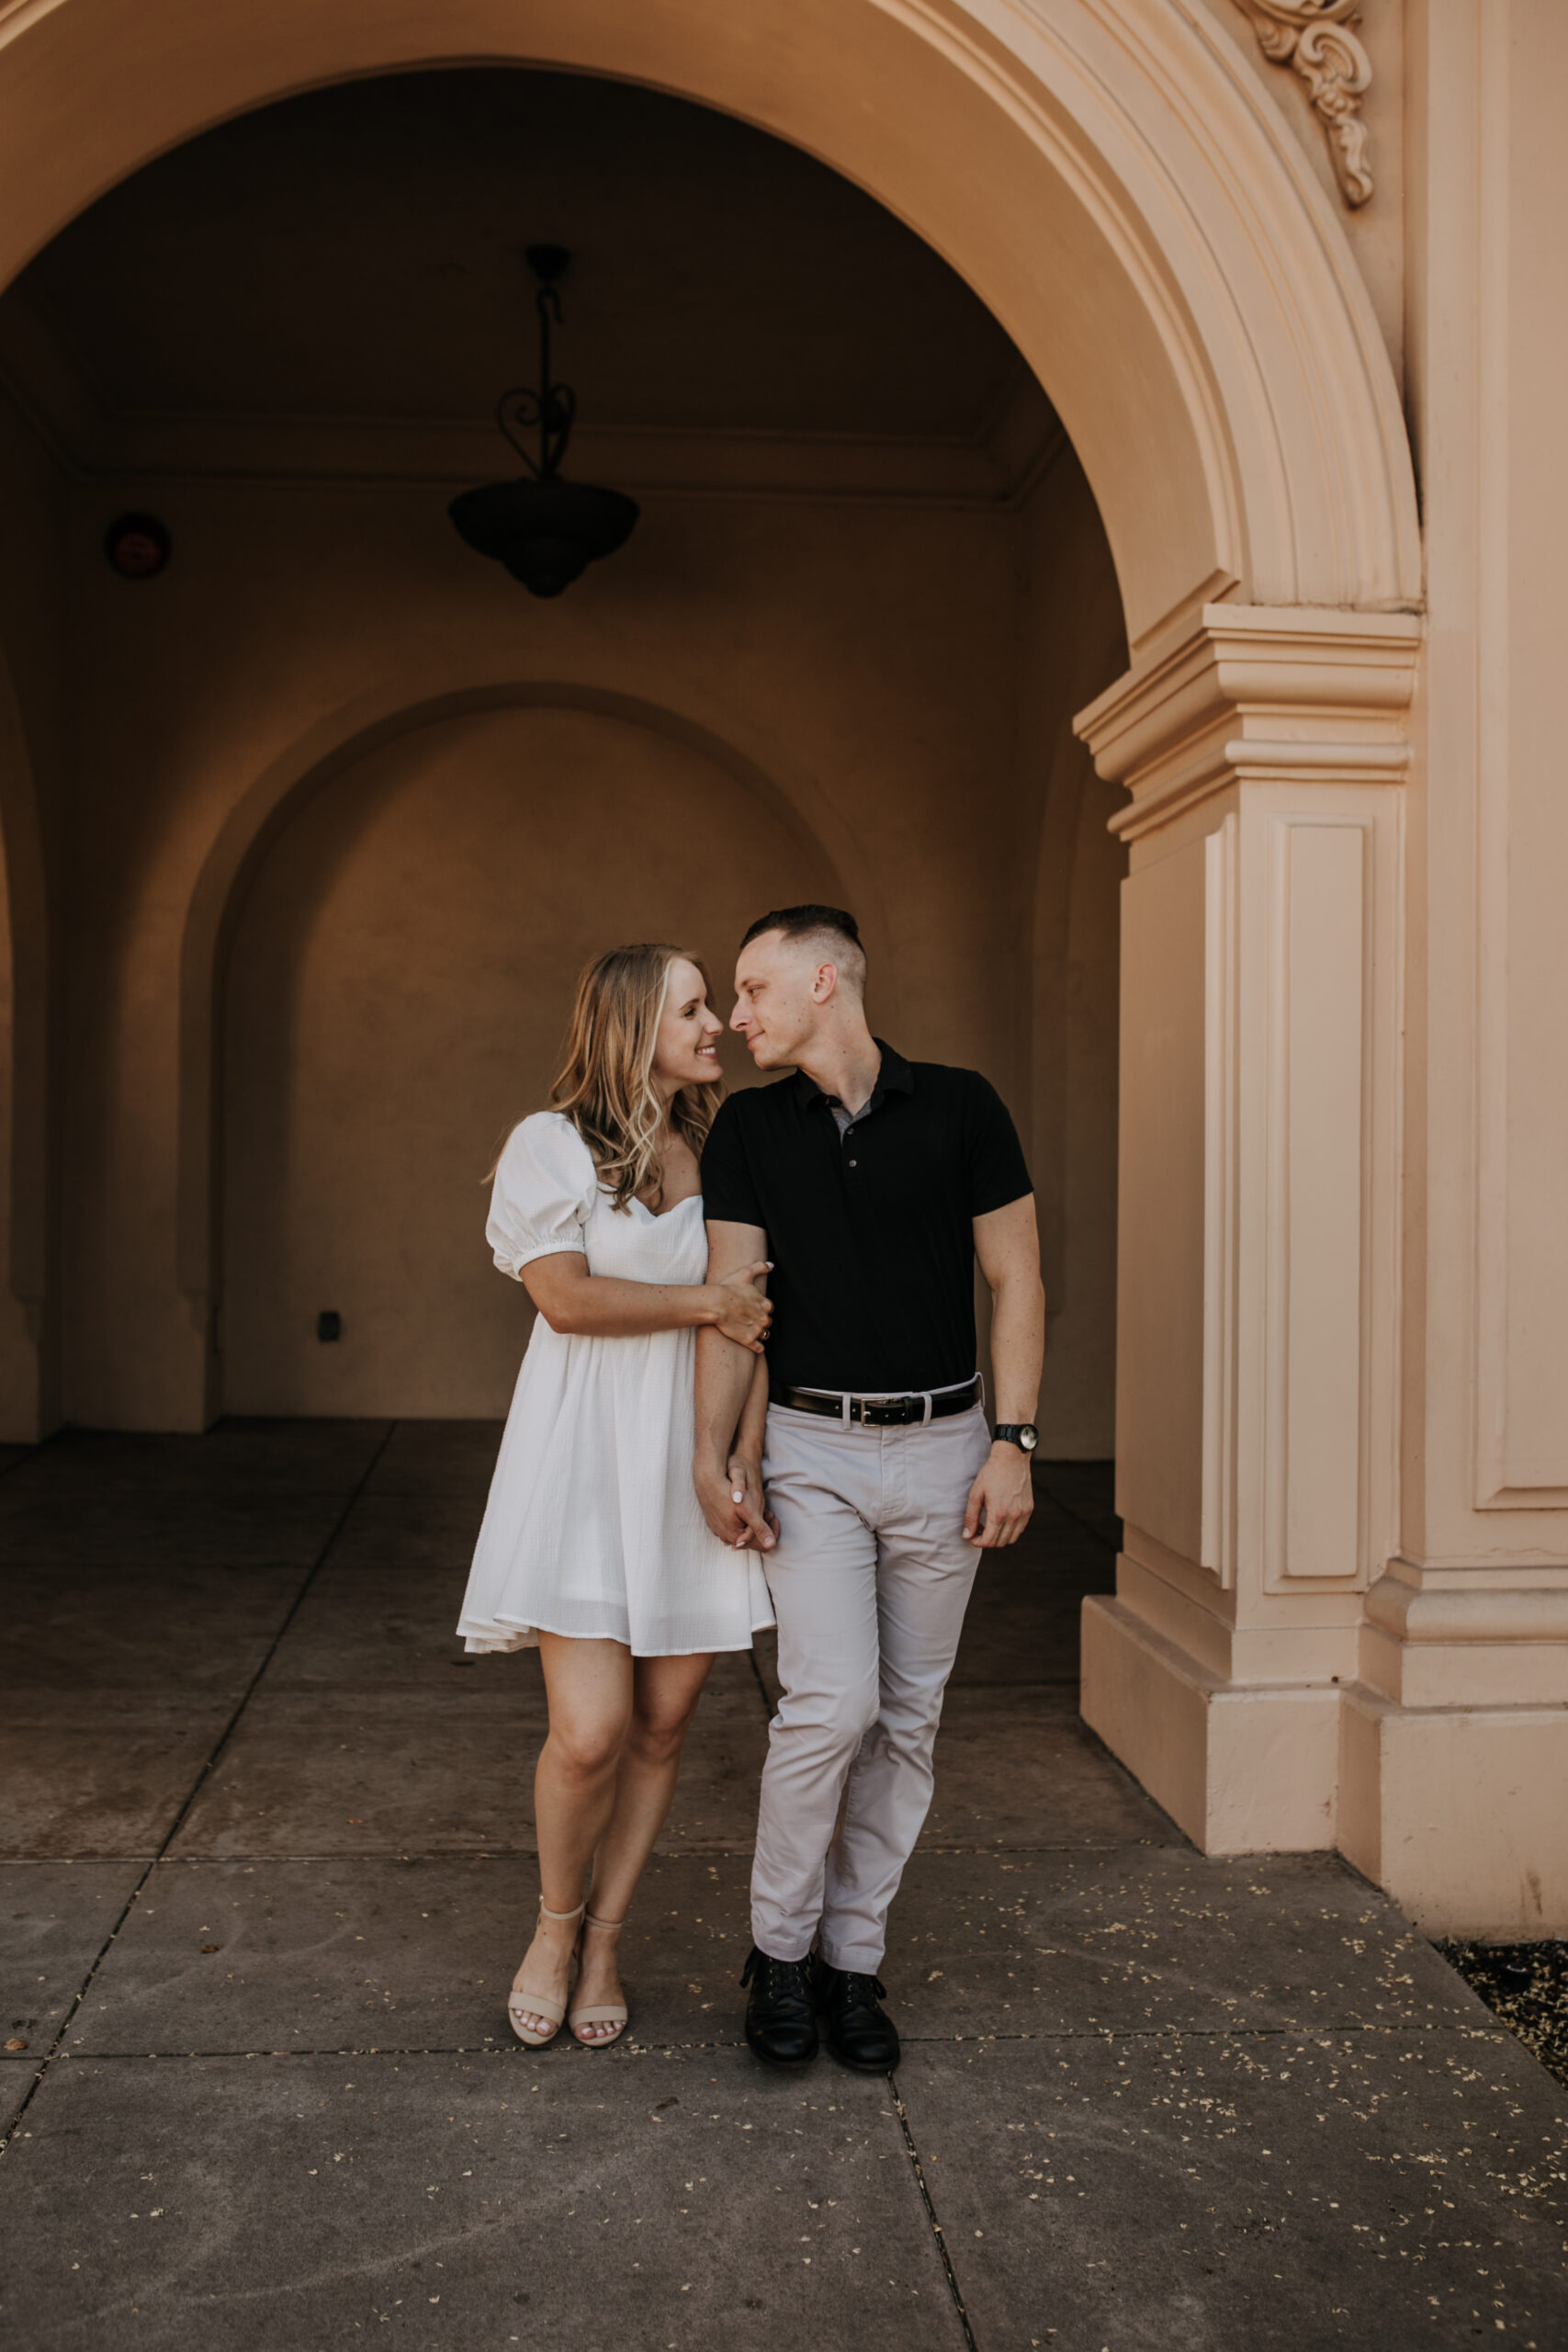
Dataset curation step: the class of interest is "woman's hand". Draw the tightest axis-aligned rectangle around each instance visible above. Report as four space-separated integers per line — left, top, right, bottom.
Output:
726 1454 779 1552
705 1261 774 1352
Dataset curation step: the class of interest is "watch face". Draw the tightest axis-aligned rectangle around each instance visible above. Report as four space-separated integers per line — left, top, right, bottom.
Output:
1019 1424 1039 1452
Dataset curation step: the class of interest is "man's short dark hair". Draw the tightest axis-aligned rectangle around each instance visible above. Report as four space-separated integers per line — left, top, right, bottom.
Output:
739 905 863 955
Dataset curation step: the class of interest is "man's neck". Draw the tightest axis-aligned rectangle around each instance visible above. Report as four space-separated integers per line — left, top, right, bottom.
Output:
795 1025 883 1118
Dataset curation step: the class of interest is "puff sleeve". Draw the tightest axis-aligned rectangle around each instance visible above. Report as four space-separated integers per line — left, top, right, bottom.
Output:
486 1113 600 1279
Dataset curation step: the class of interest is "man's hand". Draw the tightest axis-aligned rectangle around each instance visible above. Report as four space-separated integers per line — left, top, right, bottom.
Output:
694 1455 776 1551
963 1442 1034 1548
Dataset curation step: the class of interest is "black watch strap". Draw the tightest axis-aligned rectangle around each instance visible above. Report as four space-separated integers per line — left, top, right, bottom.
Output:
993 1421 1039 1453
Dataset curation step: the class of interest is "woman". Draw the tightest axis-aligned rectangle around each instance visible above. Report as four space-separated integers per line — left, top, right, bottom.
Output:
457 944 775 2049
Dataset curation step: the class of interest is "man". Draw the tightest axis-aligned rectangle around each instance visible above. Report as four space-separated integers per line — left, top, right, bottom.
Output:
694 905 1043 2072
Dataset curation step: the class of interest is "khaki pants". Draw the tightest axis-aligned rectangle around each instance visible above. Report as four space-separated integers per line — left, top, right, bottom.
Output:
751 1400 991 1973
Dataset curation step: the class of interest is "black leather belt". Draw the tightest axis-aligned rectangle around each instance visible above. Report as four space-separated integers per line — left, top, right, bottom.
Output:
771 1375 982 1428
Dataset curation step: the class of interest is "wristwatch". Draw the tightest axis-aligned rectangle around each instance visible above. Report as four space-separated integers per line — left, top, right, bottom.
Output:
993 1422 1039 1453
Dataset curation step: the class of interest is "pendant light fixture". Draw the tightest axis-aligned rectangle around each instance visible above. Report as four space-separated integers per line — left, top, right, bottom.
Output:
449 245 638 598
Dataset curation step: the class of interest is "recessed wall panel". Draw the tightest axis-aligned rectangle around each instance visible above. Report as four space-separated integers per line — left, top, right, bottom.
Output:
1279 821 1365 1578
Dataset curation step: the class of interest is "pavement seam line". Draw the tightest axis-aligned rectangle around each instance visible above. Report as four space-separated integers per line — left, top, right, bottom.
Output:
0 1418 399 2155
887 2067 980 2352
96 1838 1174 1863
49 2019 1508 2063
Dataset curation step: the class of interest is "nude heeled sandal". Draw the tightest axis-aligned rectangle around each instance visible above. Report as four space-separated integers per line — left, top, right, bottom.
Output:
569 1913 629 2047
507 1899 585 2047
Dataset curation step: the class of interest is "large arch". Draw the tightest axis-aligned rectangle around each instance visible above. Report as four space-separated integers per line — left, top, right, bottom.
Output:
176 679 858 1419
0 0 1418 653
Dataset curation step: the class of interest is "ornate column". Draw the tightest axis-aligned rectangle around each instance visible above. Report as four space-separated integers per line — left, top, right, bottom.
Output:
1073 605 1419 1852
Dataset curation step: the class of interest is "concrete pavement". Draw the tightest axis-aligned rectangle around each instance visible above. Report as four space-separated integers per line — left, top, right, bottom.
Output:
1 1423 1563 2348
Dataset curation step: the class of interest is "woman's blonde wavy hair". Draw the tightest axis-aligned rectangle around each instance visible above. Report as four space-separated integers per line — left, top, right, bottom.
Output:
491 944 722 1211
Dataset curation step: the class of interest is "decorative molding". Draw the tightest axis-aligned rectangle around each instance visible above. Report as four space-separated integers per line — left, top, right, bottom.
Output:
1230 0 1375 208
0 1 67 36
1368 1574 1568 1645
1077 605 1420 844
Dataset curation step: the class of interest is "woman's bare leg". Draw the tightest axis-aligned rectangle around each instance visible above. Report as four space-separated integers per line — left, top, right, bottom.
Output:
512 1634 633 2038
571 1652 715 2036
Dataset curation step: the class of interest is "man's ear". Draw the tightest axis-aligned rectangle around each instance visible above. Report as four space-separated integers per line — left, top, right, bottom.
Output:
811 959 839 1005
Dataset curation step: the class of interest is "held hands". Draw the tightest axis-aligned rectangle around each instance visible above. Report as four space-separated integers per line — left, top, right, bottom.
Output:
963 1441 1035 1549
728 1453 779 1553
707 1261 774 1353
694 1453 778 1551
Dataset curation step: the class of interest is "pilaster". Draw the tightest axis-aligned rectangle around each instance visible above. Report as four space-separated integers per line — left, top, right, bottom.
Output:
1072 604 1419 1854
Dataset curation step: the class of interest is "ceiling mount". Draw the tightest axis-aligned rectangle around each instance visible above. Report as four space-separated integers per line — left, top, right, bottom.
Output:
448 243 638 599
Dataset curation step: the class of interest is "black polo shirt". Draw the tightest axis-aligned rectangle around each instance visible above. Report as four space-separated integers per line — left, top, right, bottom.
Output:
700 1043 1032 1395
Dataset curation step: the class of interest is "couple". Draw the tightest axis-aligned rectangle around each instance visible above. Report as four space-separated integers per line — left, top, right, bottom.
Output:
457 905 1044 2069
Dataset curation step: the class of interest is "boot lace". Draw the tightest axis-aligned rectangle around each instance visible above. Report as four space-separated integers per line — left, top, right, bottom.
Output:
740 1949 809 2000
836 1971 888 2007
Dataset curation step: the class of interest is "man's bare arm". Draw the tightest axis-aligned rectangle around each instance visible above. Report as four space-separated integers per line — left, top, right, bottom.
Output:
694 1218 774 1547
976 1193 1045 1420
963 1193 1045 1549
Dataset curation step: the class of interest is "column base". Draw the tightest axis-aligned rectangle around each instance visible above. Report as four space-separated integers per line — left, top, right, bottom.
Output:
1080 1596 1338 1852
1082 1594 1568 1933
1339 1682 1568 1938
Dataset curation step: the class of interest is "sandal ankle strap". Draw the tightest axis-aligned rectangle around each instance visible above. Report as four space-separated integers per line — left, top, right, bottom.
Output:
539 1899 587 1924
583 1912 625 1934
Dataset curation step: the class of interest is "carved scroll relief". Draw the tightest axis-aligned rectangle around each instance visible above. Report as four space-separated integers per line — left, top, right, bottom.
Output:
1231 0 1375 207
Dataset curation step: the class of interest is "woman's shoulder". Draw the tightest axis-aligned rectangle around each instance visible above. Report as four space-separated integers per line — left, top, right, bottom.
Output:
514 1108 590 1147
500 1111 599 1185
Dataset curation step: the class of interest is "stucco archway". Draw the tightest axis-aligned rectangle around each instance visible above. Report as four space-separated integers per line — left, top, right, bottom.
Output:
0 0 1417 650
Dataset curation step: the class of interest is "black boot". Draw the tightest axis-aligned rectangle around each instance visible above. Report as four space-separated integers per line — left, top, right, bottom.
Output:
809 1956 900 2073
739 1947 818 2068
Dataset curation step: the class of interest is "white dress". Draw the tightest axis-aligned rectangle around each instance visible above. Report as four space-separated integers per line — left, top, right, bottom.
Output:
457 1112 775 1657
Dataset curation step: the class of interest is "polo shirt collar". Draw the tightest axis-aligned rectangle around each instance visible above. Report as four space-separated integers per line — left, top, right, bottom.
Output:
793 1040 913 1114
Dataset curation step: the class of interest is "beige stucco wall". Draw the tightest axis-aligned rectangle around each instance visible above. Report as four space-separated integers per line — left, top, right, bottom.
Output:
21 458 1124 1437
1402 0 1568 1557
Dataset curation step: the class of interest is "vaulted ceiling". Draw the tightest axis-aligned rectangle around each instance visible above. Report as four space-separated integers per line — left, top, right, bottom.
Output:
4 68 1046 483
